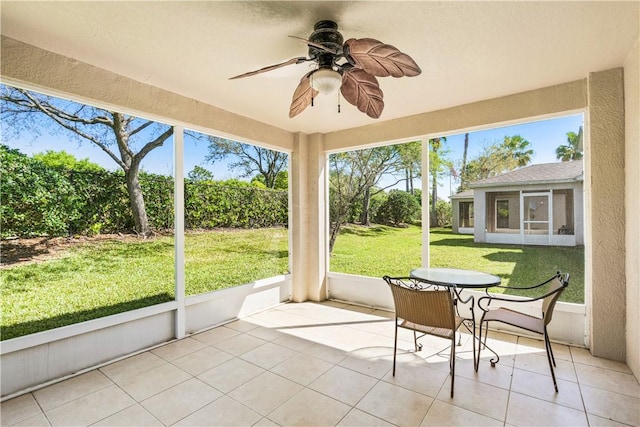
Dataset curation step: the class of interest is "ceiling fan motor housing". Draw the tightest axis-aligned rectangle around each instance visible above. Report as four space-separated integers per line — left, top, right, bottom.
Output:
309 20 343 69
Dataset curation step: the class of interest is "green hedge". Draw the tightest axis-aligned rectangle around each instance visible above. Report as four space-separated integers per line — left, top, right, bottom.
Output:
185 181 287 228
1 146 288 237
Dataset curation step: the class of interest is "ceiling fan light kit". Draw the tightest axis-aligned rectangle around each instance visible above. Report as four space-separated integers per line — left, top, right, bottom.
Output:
230 20 421 119
310 68 342 95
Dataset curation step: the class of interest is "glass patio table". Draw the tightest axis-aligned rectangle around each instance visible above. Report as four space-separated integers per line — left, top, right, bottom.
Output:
409 267 501 370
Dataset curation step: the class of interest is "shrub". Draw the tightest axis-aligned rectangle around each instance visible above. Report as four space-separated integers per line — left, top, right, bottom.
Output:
1 146 288 237
1 145 82 237
434 199 453 228
375 190 420 226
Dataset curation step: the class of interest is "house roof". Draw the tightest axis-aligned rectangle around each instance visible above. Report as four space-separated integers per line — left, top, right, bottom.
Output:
450 190 474 199
469 161 583 189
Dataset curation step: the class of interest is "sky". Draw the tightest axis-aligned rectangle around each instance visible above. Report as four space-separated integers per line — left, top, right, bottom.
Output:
2 105 584 199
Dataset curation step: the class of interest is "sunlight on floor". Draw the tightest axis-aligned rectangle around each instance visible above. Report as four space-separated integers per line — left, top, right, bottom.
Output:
2 301 638 426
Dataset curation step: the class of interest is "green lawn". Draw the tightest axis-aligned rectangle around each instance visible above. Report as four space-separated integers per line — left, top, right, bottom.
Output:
1 229 289 340
331 225 584 304
1 225 584 340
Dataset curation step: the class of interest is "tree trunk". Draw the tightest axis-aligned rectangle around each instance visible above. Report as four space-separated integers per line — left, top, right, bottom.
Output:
329 221 342 253
430 175 438 227
360 186 371 226
405 169 410 192
461 133 469 189
409 169 414 195
124 167 150 237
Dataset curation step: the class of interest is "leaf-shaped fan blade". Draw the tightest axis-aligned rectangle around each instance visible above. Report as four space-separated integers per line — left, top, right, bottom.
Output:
288 36 338 55
229 57 309 80
344 38 421 78
340 69 384 119
289 73 318 118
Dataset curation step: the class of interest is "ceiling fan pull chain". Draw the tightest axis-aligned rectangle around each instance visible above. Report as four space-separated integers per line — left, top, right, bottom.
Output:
337 90 341 113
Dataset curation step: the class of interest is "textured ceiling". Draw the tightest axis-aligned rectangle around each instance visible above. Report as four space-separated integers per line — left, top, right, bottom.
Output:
1 1 638 134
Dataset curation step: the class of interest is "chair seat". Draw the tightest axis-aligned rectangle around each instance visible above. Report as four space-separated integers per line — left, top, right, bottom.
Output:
400 316 464 340
483 307 544 334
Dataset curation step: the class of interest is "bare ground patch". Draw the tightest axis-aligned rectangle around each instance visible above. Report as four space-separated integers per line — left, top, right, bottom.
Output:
1 234 146 268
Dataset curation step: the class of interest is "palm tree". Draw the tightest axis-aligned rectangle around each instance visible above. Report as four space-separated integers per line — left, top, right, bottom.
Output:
556 128 584 161
502 135 534 168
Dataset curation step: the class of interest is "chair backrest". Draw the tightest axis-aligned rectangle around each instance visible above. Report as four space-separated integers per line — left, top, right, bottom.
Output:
542 272 570 326
384 277 456 330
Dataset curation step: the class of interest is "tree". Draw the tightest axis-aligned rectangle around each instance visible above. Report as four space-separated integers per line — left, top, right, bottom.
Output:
501 135 534 168
33 150 104 172
187 165 215 182
1 85 173 236
252 170 288 190
355 146 407 226
429 137 451 227
205 137 288 189
460 134 533 186
396 141 421 194
328 146 407 252
556 128 583 161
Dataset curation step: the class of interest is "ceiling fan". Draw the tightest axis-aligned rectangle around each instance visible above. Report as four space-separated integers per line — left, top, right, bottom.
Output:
230 20 422 119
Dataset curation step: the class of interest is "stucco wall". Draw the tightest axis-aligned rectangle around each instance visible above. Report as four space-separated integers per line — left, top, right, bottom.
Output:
586 68 626 361
0 36 294 153
624 38 640 378
323 81 586 151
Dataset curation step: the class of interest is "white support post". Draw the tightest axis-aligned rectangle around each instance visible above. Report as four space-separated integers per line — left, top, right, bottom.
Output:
174 126 186 339
421 136 430 268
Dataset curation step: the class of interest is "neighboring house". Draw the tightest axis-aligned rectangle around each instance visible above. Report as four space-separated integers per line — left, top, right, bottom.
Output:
451 161 583 246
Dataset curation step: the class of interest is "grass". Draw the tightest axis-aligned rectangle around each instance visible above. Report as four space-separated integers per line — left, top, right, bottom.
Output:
1 229 289 340
331 225 584 304
184 229 289 294
1 225 584 340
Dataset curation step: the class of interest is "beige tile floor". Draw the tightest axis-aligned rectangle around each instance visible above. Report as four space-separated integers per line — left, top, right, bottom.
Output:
2 301 639 426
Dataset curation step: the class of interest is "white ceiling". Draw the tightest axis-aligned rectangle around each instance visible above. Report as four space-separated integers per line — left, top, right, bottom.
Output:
1 1 638 134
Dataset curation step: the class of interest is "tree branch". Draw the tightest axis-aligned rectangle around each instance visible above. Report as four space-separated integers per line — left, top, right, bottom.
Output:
9 90 125 168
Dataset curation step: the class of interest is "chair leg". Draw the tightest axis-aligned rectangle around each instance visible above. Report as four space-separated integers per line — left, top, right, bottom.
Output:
393 322 398 377
477 319 490 372
476 321 482 372
470 320 476 370
545 330 557 367
450 335 456 398
483 321 490 349
543 330 559 392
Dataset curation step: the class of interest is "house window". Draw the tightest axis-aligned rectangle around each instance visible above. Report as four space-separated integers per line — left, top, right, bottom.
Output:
496 200 510 229
459 201 474 227
553 189 575 235
486 191 519 233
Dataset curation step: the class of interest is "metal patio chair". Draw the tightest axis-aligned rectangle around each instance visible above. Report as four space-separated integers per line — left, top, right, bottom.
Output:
477 271 570 392
383 276 464 397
